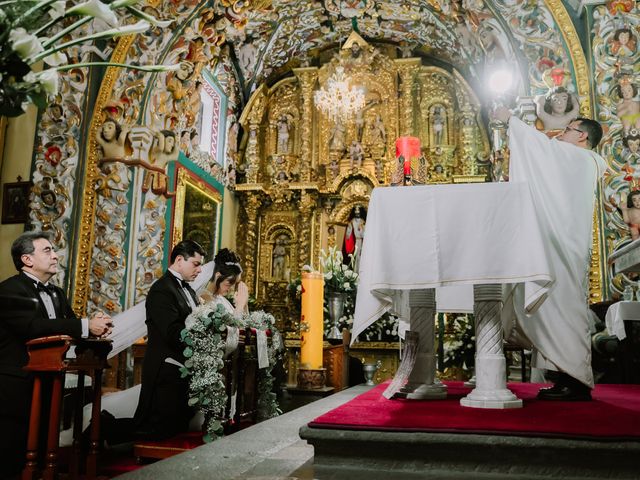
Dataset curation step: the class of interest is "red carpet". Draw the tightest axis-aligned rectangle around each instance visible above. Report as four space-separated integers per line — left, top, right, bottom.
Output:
309 382 640 440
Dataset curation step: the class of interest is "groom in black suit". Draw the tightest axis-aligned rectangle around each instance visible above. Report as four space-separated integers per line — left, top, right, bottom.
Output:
0 231 112 477
134 240 205 439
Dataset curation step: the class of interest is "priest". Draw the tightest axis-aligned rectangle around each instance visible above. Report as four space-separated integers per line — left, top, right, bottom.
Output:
494 106 607 401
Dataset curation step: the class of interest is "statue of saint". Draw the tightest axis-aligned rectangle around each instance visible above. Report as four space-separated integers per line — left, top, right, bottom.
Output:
329 121 346 152
369 114 386 150
432 107 446 145
619 191 640 240
276 114 291 154
342 206 366 272
349 140 364 170
272 234 289 280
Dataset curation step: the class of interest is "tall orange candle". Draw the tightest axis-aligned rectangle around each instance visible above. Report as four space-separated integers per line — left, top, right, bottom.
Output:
396 136 421 183
300 271 324 370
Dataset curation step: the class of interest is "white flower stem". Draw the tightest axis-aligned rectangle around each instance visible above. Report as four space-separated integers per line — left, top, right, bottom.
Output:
40 16 91 49
53 61 177 72
34 22 150 63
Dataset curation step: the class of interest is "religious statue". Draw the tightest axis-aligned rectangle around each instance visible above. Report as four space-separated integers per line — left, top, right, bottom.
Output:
432 106 446 145
276 114 292 154
272 234 289 281
368 114 386 150
96 118 129 160
342 206 366 272
143 130 179 196
609 27 637 57
620 191 640 240
167 60 196 102
328 158 340 180
534 86 580 132
430 163 448 183
349 140 364 170
623 129 640 161
616 77 640 136
329 121 346 152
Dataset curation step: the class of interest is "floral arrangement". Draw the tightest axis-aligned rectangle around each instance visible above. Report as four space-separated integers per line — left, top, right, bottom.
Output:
0 0 174 117
442 314 475 376
181 304 282 442
319 246 358 293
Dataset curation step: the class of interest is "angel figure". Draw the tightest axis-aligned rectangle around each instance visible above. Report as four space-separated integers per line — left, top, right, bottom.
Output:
143 130 179 196
534 86 580 132
619 191 640 240
616 78 640 135
96 118 129 160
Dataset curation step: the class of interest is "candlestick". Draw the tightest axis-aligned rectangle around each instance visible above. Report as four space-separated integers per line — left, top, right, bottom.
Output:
300 271 324 370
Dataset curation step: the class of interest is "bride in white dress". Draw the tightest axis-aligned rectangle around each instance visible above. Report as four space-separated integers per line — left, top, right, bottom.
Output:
199 248 249 317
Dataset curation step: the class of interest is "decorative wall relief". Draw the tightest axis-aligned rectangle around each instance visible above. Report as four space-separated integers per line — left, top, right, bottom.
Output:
593 0 640 298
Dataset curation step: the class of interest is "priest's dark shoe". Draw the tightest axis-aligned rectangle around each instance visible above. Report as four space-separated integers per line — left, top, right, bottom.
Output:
537 376 592 401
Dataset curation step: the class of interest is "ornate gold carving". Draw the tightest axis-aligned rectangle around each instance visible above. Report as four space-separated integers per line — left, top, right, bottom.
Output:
72 34 135 316
544 0 591 117
395 58 421 136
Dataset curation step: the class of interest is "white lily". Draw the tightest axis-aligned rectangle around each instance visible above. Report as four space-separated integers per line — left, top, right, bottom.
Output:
66 0 118 28
35 70 60 95
9 28 44 62
109 0 143 7
48 0 66 20
43 51 67 67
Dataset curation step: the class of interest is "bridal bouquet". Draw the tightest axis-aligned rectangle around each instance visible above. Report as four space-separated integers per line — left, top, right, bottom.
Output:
0 0 174 117
181 304 281 442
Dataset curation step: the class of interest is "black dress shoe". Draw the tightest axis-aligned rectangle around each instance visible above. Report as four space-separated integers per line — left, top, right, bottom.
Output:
537 384 592 401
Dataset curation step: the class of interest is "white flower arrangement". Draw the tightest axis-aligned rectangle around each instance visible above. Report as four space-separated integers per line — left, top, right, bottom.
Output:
180 304 282 442
0 0 177 117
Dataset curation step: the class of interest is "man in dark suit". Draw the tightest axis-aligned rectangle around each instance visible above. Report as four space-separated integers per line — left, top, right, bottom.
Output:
134 240 205 439
0 231 112 477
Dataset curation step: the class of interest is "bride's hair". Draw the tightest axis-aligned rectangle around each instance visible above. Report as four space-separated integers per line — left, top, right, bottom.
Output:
212 248 242 293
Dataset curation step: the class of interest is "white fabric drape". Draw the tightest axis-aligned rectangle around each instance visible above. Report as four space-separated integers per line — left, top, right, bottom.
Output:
351 181 553 343
503 117 607 387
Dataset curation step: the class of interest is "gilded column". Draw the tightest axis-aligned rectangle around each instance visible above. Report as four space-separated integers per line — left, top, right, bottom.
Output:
240 87 267 184
395 59 420 137
241 194 262 294
293 67 318 183
298 191 316 270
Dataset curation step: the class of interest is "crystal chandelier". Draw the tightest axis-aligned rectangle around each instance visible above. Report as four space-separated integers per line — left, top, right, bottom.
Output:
314 66 365 122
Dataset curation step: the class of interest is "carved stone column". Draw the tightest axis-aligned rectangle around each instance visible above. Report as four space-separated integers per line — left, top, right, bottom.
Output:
460 284 522 409
293 67 318 183
400 289 447 399
240 194 262 294
395 59 420 137
297 191 316 270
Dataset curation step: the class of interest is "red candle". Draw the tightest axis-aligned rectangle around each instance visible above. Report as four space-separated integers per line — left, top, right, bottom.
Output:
403 159 411 175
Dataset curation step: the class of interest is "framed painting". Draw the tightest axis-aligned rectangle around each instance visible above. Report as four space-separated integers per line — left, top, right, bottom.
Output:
171 167 222 261
2 180 32 224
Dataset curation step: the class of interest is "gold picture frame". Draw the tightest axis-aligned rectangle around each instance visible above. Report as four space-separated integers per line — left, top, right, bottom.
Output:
172 167 222 261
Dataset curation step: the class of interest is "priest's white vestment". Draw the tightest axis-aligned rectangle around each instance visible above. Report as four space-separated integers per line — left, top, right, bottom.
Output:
502 117 607 388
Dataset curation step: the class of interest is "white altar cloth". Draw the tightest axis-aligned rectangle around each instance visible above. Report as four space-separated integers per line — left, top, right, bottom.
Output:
605 301 640 340
351 182 553 341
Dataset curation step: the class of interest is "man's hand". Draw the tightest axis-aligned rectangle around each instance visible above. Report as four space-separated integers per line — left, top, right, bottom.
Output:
235 281 249 314
492 106 512 124
89 311 113 338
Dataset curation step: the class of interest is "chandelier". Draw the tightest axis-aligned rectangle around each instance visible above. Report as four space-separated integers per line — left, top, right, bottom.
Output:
314 66 365 122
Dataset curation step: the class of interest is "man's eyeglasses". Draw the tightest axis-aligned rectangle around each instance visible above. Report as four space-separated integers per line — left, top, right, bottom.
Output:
564 125 583 134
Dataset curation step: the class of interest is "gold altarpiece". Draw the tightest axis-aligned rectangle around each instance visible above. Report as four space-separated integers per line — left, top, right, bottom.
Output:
235 36 491 332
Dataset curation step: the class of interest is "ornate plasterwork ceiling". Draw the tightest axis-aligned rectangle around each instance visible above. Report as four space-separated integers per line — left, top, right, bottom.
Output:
214 0 577 100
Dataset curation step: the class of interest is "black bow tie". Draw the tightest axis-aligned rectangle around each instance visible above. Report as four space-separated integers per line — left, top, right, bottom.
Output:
180 279 192 290
36 282 54 295
179 279 199 306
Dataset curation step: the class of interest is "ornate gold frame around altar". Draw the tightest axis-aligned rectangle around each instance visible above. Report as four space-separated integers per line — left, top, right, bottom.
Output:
172 166 222 261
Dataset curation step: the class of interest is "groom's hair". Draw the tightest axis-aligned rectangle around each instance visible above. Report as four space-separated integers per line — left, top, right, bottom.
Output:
170 240 205 264
576 117 603 149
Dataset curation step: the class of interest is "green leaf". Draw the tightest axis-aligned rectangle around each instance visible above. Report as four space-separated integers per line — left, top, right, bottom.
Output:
183 346 193 358
187 397 200 407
